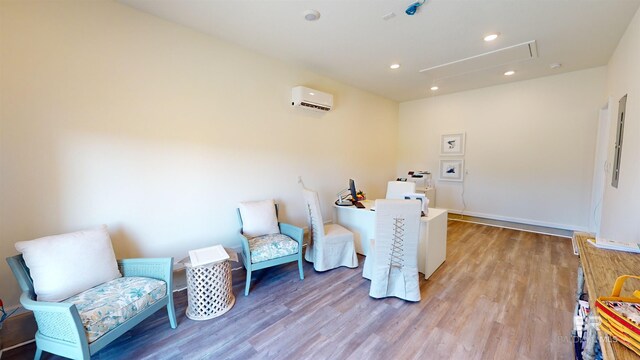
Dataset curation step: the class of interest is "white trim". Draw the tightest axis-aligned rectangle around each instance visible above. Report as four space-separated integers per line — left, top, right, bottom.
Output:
449 217 572 238
446 208 587 232
0 337 35 354
589 99 612 236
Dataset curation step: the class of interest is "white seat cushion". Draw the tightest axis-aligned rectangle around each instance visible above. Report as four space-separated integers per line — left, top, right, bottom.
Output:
305 223 358 271
323 223 354 244
249 233 299 263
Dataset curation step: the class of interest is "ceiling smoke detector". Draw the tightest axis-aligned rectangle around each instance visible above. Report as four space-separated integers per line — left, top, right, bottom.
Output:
303 10 321 21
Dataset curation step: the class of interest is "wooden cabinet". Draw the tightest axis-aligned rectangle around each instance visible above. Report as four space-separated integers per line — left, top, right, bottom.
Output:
575 233 640 360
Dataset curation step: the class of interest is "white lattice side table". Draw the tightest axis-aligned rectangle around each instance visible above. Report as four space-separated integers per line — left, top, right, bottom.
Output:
182 258 235 320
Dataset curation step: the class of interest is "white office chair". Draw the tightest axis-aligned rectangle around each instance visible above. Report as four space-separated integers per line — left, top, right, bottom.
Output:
385 181 416 199
302 188 358 272
363 199 422 302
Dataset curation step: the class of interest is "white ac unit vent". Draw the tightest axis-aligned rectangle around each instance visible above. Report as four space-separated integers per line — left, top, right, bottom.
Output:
291 86 333 112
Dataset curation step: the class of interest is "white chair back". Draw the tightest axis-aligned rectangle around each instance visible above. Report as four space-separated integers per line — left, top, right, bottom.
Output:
374 199 421 268
302 188 326 243
369 199 422 301
385 181 416 200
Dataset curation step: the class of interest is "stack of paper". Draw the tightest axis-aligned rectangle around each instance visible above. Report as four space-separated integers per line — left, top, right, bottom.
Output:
587 237 640 253
188 245 230 267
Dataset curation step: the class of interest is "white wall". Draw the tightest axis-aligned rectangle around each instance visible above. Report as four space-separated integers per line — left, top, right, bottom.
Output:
0 1 398 308
398 68 606 230
600 8 640 243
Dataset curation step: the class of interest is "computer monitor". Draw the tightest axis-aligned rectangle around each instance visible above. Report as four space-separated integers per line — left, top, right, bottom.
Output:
337 179 364 207
349 179 357 201
349 179 365 208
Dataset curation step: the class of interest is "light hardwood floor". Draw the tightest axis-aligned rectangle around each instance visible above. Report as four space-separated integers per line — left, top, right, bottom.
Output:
4 221 579 360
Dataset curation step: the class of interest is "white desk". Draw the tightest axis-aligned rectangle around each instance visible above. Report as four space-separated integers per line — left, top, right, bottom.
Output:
334 200 448 279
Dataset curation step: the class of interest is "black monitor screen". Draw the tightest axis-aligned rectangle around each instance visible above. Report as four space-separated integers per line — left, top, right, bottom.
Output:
349 179 357 201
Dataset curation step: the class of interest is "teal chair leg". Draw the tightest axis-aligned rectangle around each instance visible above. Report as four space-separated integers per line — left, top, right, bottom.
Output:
167 297 177 329
245 267 252 296
298 257 304 280
34 347 42 360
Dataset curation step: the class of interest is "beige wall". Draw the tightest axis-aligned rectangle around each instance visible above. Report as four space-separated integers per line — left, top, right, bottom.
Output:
600 8 640 243
0 1 398 307
398 67 607 230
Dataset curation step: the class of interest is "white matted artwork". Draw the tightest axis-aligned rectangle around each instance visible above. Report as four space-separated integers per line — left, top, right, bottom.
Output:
440 133 465 156
439 159 464 181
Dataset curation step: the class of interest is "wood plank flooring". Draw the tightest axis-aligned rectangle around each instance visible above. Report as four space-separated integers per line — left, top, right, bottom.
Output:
3 221 579 360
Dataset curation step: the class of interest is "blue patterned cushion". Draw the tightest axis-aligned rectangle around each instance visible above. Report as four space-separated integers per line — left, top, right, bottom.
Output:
249 233 299 263
62 277 167 343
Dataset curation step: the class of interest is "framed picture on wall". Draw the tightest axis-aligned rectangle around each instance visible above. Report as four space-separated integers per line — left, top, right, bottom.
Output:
439 159 464 181
440 133 465 156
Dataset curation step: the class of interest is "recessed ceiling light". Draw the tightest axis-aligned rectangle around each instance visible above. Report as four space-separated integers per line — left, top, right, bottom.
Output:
303 10 320 21
390 63 401 69
484 33 499 42
309 92 315 96
430 86 439 91
504 70 515 76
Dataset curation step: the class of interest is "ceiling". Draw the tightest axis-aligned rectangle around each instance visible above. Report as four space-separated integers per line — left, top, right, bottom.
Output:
119 0 640 102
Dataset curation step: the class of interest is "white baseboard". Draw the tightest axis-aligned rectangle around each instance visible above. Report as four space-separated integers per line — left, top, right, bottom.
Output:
0 339 35 355
446 209 588 232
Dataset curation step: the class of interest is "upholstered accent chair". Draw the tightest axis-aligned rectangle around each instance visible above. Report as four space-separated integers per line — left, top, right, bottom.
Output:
302 188 358 272
237 200 304 296
6 226 177 360
363 199 422 302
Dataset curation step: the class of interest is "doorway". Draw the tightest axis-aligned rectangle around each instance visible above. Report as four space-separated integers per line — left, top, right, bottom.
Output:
589 101 611 234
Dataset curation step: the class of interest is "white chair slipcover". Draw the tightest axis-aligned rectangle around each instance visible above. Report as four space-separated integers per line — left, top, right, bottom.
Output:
385 181 417 199
363 199 422 302
302 188 358 271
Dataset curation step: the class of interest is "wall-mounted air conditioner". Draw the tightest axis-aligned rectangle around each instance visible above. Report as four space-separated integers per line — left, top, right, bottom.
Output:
291 86 333 112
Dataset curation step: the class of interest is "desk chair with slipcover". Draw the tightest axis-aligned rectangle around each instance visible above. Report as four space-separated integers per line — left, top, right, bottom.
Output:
363 199 422 302
302 188 358 272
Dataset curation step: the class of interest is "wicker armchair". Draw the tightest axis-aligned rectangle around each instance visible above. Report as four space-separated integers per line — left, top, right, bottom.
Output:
6 255 177 360
237 202 304 296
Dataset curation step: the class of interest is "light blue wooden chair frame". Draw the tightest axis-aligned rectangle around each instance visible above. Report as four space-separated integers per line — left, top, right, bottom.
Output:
6 255 178 360
237 204 304 296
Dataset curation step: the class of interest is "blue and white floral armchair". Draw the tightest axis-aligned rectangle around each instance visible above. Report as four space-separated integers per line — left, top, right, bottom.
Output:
237 200 304 296
7 255 177 360
7 225 177 360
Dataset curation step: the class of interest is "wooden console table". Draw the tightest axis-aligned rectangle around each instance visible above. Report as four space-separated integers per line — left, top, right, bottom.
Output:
575 232 640 360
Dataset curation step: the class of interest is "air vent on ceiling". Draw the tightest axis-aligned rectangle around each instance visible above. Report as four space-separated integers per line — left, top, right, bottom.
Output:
419 40 538 79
